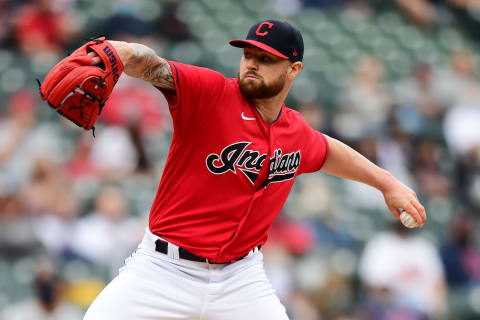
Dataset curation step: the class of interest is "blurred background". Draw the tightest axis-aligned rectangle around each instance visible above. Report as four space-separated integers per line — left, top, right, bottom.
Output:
1 0 480 319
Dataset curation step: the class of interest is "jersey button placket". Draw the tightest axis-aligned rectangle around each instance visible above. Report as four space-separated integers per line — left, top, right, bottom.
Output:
252 113 272 191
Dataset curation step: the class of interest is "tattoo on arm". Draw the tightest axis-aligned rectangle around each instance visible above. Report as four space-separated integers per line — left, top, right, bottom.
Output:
126 43 176 91
143 58 175 90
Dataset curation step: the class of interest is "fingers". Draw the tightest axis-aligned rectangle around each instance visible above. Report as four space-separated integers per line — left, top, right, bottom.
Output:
412 199 427 224
91 56 102 65
88 51 101 65
383 177 427 227
403 202 425 227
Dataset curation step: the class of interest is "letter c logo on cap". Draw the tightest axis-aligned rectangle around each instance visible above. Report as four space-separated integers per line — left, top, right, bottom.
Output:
255 22 274 36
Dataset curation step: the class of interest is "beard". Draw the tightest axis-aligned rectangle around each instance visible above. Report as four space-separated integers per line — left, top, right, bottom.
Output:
238 71 287 100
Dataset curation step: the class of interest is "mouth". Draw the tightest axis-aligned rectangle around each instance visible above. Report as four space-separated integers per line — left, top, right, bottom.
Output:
246 76 258 81
245 73 259 80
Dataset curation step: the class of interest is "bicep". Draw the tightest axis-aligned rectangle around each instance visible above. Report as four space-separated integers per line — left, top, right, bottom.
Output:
320 136 357 177
320 135 353 174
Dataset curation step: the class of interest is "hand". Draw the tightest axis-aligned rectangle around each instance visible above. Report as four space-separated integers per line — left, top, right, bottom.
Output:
382 179 427 227
88 51 101 65
88 40 134 66
39 37 124 131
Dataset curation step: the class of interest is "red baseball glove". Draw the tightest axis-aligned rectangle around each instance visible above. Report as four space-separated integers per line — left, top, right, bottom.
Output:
39 37 123 133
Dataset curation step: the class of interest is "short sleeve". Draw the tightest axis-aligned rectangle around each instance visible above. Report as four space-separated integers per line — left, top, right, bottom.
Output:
156 61 226 110
155 61 227 133
298 125 329 174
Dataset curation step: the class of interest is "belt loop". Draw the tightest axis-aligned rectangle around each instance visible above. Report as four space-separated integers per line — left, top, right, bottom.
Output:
168 242 180 260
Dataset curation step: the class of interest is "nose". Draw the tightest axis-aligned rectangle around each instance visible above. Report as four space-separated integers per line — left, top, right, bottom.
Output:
246 57 258 71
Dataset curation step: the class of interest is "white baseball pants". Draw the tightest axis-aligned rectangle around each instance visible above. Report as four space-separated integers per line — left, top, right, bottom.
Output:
83 228 289 320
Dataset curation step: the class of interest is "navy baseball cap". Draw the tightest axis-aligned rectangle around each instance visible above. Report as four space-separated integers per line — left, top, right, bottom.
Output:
230 20 304 63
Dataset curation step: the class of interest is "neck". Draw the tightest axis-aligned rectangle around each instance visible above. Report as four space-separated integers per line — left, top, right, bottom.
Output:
253 86 290 124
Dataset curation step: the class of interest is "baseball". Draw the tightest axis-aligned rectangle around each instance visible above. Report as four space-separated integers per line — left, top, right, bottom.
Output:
400 210 419 228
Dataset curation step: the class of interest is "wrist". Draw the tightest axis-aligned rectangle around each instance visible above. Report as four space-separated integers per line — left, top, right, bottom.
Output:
377 169 396 193
109 40 135 66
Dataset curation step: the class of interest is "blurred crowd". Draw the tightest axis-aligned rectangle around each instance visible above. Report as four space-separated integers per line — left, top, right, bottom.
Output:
1 0 480 319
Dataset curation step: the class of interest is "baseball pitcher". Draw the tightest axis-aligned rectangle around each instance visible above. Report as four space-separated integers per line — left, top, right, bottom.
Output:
39 20 427 320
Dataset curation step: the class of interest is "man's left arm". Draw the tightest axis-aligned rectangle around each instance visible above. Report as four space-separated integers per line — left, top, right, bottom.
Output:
321 135 427 226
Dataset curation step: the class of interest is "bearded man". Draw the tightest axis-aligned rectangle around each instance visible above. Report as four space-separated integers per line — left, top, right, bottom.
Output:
83 20 426 320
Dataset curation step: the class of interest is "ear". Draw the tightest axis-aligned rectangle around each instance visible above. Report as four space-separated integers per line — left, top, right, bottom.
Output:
288 62 303 80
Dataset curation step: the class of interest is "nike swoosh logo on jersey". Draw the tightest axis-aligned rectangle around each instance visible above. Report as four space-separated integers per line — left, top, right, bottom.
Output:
241 112 256 121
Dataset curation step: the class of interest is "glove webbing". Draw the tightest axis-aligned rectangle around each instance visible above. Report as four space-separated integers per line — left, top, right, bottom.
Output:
36 75 109 137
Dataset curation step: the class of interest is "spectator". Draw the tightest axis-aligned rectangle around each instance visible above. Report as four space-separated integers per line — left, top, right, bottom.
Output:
413 139 451 198
0 261 83 320
376 129 415 189
21 157 79 256
335 55 392 140
443 103 480 160
0 192 41 257
395 0 436 28
22 156 73 215
68 184 143 274
64 133 98 182
89 126 139 178
288 289 320 320
0 89 64 196
297 102 326 132
440 214 480 287
343 137 389 212
393 62 444 136
0 0 11 47
0 89 36 195
435 49 480 109
13 0 71 56
359 223 447 319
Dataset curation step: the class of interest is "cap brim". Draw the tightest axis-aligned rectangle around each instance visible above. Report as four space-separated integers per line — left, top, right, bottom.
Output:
229 39 289 60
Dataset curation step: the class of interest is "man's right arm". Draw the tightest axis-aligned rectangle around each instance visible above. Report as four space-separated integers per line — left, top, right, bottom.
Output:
321 135 427 227
92 41 176 91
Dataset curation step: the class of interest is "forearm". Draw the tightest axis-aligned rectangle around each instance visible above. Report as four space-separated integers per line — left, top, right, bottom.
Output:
321 135 426 226
108 41 175 90
321 135 394 193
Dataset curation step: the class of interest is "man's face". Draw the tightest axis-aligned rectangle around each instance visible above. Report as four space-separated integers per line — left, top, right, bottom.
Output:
238 46 290 100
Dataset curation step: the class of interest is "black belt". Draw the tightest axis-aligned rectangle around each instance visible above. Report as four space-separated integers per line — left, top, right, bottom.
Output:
155 239 261 264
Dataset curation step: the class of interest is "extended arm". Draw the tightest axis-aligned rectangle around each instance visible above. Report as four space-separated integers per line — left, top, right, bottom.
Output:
90 40 175 91
321 135 427 226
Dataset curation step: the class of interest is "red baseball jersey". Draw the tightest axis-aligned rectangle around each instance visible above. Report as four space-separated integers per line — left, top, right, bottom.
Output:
149 61 328 263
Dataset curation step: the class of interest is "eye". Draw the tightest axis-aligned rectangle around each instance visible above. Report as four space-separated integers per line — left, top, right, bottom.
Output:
244 52 251 59
260 56 271 62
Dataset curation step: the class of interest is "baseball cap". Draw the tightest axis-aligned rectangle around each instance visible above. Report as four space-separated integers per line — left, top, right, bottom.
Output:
230 20 304 63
